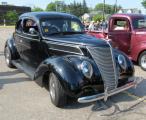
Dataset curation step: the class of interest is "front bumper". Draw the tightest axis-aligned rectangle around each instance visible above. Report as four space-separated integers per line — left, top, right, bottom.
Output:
78 77 143 103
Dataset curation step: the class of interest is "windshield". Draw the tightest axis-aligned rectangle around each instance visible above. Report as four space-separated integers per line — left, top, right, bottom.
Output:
132 17 146 29
40 18 84 36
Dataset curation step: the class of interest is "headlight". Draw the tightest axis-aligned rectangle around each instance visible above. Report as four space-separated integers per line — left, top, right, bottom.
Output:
118 55 127 69
80 61 93 79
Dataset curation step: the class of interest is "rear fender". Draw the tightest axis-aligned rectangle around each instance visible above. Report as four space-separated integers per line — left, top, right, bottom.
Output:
131 42 146 62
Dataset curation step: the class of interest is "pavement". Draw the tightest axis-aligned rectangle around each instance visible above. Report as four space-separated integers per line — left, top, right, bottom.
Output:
0 28 146 120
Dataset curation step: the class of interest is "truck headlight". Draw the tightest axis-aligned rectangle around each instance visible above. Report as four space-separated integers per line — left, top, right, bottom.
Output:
118 55 127 69
80 61 93 79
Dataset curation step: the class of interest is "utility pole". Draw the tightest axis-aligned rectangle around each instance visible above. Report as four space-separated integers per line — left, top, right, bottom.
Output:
55 0 58 11
115 0 117 13
103 0 105 21
4 19 6 27
56 3 58 11
55 0 63 12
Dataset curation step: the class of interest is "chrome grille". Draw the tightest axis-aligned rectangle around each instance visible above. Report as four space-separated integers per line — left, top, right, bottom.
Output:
87 46 118 91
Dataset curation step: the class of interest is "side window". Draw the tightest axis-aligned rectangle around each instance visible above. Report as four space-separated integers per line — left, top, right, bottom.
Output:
16 20 23 33
71 21 81 32
112 19 130 31
137 19 146 29
23 19 38 34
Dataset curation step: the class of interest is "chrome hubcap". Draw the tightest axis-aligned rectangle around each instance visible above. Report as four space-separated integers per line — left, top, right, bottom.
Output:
50 76 56 100
141 55 146 69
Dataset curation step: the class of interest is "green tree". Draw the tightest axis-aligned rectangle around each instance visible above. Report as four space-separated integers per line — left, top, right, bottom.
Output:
82 0 89 13
70 2 83 17
45 1 89 17
93 14 103 22
32 7 44 12
142 0 146 9
66 0 89 17
46 2 56 11
5 11 18 25
62 4 69 12
95 3 121 14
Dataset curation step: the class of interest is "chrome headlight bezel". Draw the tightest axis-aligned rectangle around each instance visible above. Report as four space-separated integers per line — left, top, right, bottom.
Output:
80 60 93 79
118 54 127 70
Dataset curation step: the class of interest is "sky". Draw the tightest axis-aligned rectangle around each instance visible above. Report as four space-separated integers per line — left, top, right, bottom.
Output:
1 0 145 13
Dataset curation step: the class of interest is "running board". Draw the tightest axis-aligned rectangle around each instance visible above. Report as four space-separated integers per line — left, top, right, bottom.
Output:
12 60 36 80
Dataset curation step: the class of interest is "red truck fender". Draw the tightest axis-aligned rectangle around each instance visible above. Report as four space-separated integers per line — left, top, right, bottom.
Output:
131 42 146 62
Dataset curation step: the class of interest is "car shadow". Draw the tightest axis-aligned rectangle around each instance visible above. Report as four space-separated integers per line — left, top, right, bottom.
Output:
88 98 145 118
0 70 21 77
64 99 93 109
0 51 4 56
127 79 146 97
90 79 146 116
64 79 146 114
0 77 31 90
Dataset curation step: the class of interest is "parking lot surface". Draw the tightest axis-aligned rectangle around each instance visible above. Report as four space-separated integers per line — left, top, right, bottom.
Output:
0 28 146 120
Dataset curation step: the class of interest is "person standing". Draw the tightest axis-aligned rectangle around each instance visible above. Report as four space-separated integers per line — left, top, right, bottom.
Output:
88 21 95 31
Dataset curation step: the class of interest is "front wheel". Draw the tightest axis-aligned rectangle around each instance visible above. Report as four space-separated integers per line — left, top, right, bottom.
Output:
4 46 15 68
139 51 146 71
49 73 67 107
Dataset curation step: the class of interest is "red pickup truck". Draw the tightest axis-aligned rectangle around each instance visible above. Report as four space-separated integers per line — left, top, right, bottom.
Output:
87 14 146 71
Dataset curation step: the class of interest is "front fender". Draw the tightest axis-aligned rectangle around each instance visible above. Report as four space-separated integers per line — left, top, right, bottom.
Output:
34 56 85 97
34 56 102 97
114 49 134 75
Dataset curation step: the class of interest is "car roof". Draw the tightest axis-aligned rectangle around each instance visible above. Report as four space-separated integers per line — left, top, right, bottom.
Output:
111 13 146 19
19 12 79 20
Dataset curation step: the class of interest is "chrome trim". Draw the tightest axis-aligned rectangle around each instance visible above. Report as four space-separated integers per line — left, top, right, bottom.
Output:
107 41 118 88
49 47 83 55
16 33 83 55
78 77 143 103
16 34 39 41
43 36 87 46
44 40 81 47
87 44 118 91
45 40 84 55
141 54 146 69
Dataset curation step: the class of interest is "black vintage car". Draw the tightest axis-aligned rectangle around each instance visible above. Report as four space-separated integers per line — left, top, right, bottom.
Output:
4 12 141 107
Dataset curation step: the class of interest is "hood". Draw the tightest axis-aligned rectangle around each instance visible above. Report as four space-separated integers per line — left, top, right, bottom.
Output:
44 33 109 47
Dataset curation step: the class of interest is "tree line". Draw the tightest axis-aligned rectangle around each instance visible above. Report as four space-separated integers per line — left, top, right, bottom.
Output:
142 0 146 9
33 0 89 17
32 0 121 22
3 0 146 25
0 11 18 25
33 0 121 17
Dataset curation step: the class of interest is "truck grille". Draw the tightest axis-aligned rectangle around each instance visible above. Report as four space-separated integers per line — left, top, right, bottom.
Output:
87 46 118 91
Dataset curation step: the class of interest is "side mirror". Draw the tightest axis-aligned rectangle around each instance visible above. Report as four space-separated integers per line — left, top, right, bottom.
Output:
29 28 38 35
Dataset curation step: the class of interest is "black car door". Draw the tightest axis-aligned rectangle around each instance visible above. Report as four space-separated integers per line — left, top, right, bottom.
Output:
20 18 45 68
14 19 24 58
